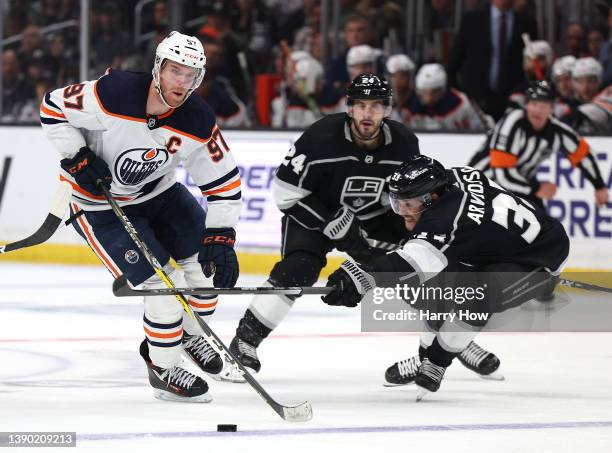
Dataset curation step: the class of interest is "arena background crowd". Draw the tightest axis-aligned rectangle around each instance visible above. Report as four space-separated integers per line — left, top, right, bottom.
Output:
1 0 611 133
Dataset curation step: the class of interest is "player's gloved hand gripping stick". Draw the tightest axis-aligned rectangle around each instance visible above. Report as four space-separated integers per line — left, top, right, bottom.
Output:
97 180 313 422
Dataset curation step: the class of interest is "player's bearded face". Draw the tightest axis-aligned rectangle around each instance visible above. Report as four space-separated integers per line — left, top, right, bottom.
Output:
159 62 199 107
350 99 386 139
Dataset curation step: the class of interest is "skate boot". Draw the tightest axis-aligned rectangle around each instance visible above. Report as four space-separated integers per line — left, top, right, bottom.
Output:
384 355 421 386
458 341 504 380
140 340 211 403
229 336 261 373
182 333 223 375
415 358 446 401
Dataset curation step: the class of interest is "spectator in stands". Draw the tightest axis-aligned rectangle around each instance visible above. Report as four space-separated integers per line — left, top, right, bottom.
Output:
565 22 587 58
587 27 606 59
197 38 250 127
17 25 46 70
551 55 579 119
1 50 36 123
351 0 403 48
508 40 553 108
405 63 490 131
92 3 133 75
448 0 538 121
292 0 321 57
228 0 278 74
43 33 77 87
565 57 612 133
325 14 373 89
385 54 417 123
271 51 344 128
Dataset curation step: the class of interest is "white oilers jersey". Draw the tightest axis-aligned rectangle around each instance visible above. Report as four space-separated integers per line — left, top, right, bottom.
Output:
406 89 485 132
40 70 241 228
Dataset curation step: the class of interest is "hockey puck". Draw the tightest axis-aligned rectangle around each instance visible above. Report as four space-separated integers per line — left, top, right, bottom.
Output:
217 424 237 432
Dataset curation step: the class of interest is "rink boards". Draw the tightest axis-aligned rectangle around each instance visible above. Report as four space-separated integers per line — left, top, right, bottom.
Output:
0 127 610 271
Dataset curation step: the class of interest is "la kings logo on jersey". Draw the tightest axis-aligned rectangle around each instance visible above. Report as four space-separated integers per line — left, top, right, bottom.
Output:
340 176 385 212
115 148 169 185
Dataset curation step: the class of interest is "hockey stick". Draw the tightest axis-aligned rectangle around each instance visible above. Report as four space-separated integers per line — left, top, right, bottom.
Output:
558 278 612 294
97 182 312 422
0 181 73 254
112 275 332 297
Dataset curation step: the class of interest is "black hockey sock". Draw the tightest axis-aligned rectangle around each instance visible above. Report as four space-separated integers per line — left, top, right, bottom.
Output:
418 345 428 361
236 309 273 347
426 338 459 368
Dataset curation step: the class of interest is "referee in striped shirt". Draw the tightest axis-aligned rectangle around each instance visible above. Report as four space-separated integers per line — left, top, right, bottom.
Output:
469 81 609 209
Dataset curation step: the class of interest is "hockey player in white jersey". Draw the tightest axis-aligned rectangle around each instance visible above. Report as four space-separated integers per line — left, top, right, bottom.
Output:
40 31 242 402
405 64 490 132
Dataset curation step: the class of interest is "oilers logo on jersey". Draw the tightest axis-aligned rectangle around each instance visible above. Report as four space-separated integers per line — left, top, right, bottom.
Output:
340 176 385 212
115 148 170 185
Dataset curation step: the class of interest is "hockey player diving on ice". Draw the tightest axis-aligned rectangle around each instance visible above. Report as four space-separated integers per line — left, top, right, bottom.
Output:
321 155 570 400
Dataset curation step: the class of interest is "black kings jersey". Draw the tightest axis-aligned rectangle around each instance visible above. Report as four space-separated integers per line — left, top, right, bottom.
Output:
272 113 420 246
380 166 570 280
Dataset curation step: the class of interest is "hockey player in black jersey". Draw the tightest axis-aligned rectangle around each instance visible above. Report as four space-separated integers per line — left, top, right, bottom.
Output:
227 74 420 373
322 155 570 399
470 80 609 210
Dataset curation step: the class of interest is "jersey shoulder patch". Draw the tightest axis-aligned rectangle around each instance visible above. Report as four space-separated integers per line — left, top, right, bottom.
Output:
95 70 150 120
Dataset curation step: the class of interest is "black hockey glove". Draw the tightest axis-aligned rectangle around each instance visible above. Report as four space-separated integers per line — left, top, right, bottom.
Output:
322 207 374 262
198 228 239 288
322 260 375 307
60 146 112 196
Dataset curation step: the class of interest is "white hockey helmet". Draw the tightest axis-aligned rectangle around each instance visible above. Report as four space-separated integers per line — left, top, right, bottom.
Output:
523 40 553 64
346 45 376 67
294 58 324 94
153 31 206 108
552 55 576 78
415 63 447 91
290 50 312 63
572 57 603 80
386 54 416 74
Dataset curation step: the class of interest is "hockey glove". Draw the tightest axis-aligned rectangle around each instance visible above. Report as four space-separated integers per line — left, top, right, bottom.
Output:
60 146 112 196
322 260 376 307
322 207 374 262
198 228 239 288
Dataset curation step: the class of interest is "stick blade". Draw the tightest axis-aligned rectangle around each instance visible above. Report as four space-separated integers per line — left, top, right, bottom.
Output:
279 401 313 422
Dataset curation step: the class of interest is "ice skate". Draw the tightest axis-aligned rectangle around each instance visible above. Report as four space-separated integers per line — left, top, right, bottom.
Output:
415 358 446 401
458 341 504 381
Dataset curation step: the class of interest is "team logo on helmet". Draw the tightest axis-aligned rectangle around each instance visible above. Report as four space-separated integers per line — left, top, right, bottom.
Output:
114 148 169 186
340 176 385 213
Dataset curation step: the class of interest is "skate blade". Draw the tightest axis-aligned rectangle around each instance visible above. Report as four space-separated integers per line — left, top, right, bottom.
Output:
383 381 415 387
209 365 246 383
479 371 505 381
153 389 212 403
415 386 431 402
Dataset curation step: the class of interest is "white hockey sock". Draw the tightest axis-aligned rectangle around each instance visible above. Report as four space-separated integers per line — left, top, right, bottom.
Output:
248 281 296 330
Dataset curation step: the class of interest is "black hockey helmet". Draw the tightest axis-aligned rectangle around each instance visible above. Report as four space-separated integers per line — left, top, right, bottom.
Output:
388 155 448 212
346 73 392 106
526 80 555 103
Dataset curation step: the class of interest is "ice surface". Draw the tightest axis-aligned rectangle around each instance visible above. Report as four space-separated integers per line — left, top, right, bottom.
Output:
1 263 611 453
